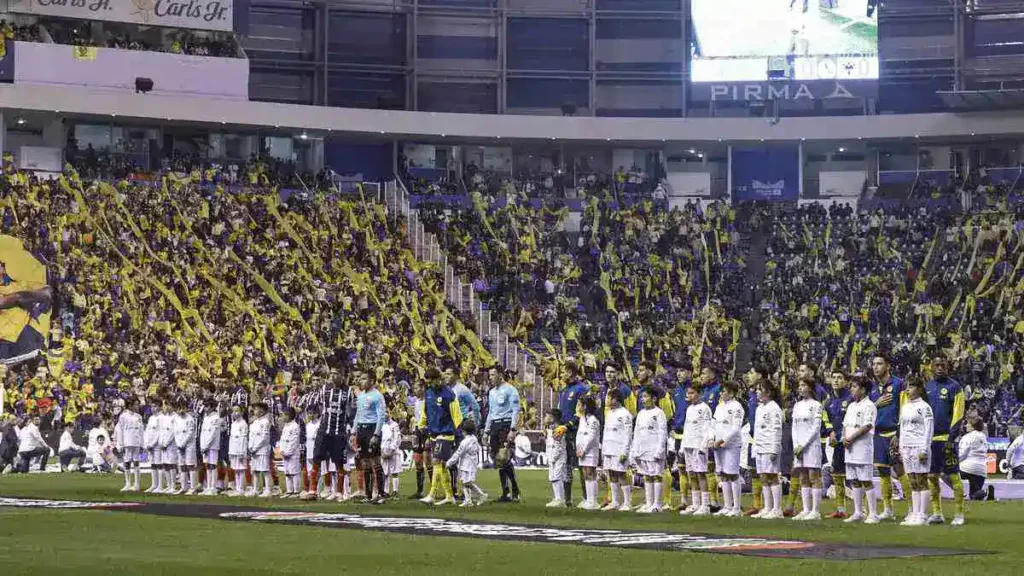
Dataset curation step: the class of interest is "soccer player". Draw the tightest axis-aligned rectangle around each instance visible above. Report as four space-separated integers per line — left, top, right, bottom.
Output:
301 372 352 501
353 370 387 504
483 366 522 503
753 382 784 519
409 381 427 499
279 407 302 498
925 356 966 525
381 409 403 497
419 367 463 506
174 400 199 495
791 379 823 520
248 402 273 498
447 419 487 507
544 408 568 507
115 397 144 492
631 390 668 514
558 361 590 507
898 378 933 526
600 389 633 511
823 370 853 519
666 367 691 510
843 376 879 524
575 396 602 510
680 386 713 516
869 354 905 520
604 363 637 416
711 380 745 517
698 367 723 508
228 405 249 496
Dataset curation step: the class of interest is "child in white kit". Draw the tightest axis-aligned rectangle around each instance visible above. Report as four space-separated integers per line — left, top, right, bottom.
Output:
158 402 179 494
278 407 302 498
753 383 784 519
544 408 568 508
174 401 199 495
630 391 668 514
710 381 745 517
198 399 223 495
143 405 163 493
680 387 713 516
228 405 249 496
381 411 404 497
115 398 144 492
304 408 329 498
843 377 879 524
446 419 487 506
899 379 933 526
248 402 273 498
601 389 634 512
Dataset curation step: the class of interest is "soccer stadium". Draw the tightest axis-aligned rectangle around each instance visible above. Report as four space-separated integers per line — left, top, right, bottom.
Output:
3 0 1024 574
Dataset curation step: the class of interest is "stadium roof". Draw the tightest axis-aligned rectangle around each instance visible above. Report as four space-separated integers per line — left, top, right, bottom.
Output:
4 84 1024 144
937 89 1024 110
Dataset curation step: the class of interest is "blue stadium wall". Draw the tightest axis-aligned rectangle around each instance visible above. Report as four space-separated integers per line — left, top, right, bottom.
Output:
237 0 1024 116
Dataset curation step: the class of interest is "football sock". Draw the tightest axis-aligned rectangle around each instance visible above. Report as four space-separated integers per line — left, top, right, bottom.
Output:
880 475 893 510
752 477 764 509
951 474 966 516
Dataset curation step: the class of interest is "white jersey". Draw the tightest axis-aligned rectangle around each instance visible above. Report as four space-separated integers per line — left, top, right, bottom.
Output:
115 410 144 449
447 434 481 475
958 430 988 477
712 398 745 447
228 418 249 456
898 398 933 450
199 412 223 451
546 427 567 482
381 420 402 457
157 414 175 449
174 413 197 450
575 414 601 456
630 407 667 461
248 416 272 454
842 397 877 465
305 419 320 457
791 398 823 454
754 401 783 455
279 421 301 458
681 402 712 450
601 407 633 457
143 414 161 450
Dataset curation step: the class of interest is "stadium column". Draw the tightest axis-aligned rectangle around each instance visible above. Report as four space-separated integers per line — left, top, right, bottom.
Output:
798 141 804 199
0 113 4 166
726 145 733 202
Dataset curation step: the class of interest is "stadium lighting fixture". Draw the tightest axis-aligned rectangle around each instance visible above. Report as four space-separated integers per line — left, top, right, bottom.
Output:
688 149 696 154
838 147 846 153
300 132 308 140
16 117 25 125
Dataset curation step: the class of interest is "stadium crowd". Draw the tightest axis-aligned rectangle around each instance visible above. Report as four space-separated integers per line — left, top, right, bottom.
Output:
0 155 1021 527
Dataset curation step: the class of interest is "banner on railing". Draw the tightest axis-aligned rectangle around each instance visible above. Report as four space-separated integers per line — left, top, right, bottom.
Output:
8 0 235 32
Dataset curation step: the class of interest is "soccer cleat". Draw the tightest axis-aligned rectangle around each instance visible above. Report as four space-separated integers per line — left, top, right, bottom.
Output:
692 506 710 516
120 484 132 492
782 507 796 518
843 513 864 523
280 493 293 499
434 497 456 506
496 495 513 503
459 501 474 508
259 491 273 498
900 515 925 527
581 501 600 511
714 507 731 517
765 509 785 520
476 493 489 506
725 508 743 518
227 491 242 498
545 499 565 508
744 508 760 517
828 510 847 520
636 504 654 514
299 491 318 501
359 497 375 504
926 513 945 525
185 488 199 496
419 494 436 505
951 515 965 526
791 510 807 521
617 503 633 512
576 500 589 509
408 493 424 500
680 504 698 516
369 496 386 505
799 512 821 521
863 515 880 525
600 502 619 512
876 508 894 521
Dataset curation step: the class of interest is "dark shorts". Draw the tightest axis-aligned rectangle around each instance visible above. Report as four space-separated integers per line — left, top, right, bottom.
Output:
831 444 846 474
489 420 513 460
564 433 579 470
413 429 426 454
667 437 683 469
873 434 895 469
356 424 380 458
930 440 959 475
218 434 230 465
314 433 348 466
431 438 454 462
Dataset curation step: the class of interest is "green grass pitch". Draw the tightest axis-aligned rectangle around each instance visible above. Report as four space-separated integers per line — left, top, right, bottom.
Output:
1 471 1019 575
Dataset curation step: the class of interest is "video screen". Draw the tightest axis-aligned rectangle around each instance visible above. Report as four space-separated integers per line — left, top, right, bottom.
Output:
690 0 879 82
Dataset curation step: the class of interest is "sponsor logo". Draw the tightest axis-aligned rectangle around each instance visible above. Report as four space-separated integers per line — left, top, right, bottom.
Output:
708 82 857 102
219 511 815 554
0 497 141 509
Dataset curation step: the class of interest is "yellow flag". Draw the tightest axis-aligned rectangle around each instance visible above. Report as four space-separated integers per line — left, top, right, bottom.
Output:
73 46 98 61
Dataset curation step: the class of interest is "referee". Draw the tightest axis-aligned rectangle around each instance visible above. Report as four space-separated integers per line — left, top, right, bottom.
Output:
301 371 353 501
483 366 522 502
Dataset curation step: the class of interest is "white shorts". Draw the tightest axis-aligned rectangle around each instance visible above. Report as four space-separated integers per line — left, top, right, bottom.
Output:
179 447 197 467
204 449 219 466
548 456 567 482
847 463 873 482
793 442 822 470
283 455 302 475
230 455 247 471
344 454 356 472
635 458 665 477
149 448 163 466
250 450 272 473
900 447 931 475
329 460 338 473
459 469 477 485
713 444 741 476
579 449 599 468
755 453 781 475
162 447 178 466
684 448 708 473
121 447 141 463
382 453 403 476
603 454 627 473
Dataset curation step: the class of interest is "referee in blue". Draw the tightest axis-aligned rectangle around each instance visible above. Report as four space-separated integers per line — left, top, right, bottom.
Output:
484 366 522 502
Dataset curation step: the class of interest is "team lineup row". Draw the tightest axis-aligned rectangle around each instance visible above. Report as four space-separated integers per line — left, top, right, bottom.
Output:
66 357 979 526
